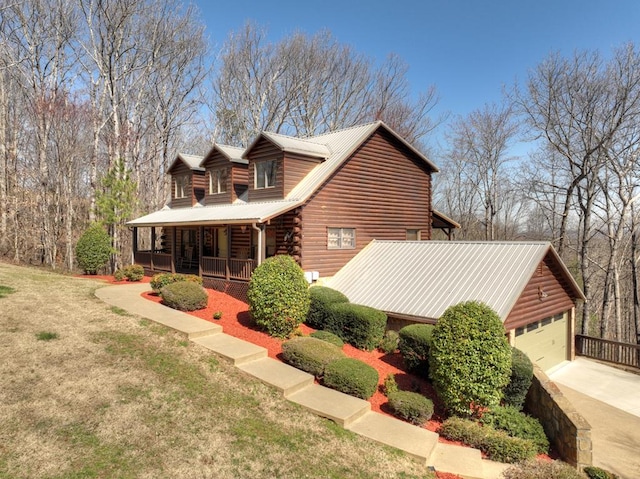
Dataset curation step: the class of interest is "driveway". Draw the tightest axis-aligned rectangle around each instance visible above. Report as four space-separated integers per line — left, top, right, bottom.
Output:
549 358 640 478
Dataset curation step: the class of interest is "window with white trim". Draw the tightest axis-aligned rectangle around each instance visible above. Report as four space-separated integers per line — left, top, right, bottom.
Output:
208 168 228 194
174 174 189 198
328 228 356 250
255 160 277 189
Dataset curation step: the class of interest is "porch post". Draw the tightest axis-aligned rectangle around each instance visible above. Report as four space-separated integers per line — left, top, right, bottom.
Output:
150 227 156 271
198 226 204 276
132 227 138 265
171 226 176 273
225 225 231 281
569 307 576 361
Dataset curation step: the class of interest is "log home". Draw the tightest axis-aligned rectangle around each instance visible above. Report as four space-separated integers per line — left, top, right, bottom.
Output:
128 121 457 297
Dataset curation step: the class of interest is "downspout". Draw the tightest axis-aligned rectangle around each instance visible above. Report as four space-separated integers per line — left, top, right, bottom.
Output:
252 222 263 266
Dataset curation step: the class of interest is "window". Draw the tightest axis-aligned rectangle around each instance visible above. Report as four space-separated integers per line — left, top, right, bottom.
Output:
208 168 228 194
328 228 356 250
255 160 278 189
406 229 421 241
175 175 189 198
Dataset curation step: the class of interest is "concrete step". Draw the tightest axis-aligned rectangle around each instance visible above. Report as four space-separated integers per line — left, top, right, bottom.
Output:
287 384 370 427
192 333 267 365
346 411 439 463
428 443 485 479
238 357 314 396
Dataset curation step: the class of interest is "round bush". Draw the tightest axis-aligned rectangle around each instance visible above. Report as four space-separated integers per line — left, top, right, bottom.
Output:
151 273 202 292
503 347 534 411
480 405 549 454
323 358 379 400
429 301 511 417
398 324 434 375
247 255 310 339
503 459 587 479
330 302 387 351
306 286 349 330
160 281 208 311
123 264 144 281
281 337 345 378
378 329 400 354
75 223 113 274
310 330 344 348
387 390 434 425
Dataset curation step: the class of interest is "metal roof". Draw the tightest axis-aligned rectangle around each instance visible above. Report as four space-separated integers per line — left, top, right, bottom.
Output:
215 144 248 164
244 131 331 159
127 199 300 227
327 240 584 322
167 153 204 172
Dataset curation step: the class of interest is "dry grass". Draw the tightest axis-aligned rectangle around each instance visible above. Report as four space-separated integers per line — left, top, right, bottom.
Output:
0 263 433 479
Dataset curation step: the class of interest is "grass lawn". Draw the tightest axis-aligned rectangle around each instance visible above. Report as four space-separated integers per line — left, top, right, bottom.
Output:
0 262 434 479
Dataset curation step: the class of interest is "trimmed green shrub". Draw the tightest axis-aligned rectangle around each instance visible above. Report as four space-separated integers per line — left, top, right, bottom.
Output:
306 286 349 330
310 330 344 348
503 459 586 479
480 405 549 454
387 390 434 425
398 324 434 375
323 358 379 400
150 273 202 292
330 302 387 351
439 417 537 464
281 337 345 378
160 281 208 311
76 223 114 274
378 329 400 353
114 264 145 282
429 301 511 417
584 466 618 479
114 269 126 281
247 255 310 339
383 373 399 396
503 346 534 410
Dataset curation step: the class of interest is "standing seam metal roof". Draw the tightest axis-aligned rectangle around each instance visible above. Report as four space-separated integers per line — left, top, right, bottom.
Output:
327 240 582 322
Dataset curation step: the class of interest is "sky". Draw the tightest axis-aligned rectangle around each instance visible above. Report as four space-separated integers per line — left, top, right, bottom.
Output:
193 0 640 152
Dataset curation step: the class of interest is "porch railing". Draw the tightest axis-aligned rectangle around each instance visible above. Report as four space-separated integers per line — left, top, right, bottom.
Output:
201 256 256 281
575 334 640 369
202 256 226 277
230 258 256 280
134 251 171 272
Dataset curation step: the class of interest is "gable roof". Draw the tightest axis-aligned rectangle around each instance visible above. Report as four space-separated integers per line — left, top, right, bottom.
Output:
128 121 437 227
327 240 584 323
208 144 248 165
167 153 205 173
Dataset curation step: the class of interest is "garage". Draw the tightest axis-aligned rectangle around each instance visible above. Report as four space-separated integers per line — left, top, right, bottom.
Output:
514 312 568 371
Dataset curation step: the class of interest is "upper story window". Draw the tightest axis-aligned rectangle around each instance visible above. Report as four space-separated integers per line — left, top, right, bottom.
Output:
328 227 355 250
255 160 277 189
174 174 189 198
209 168 228 194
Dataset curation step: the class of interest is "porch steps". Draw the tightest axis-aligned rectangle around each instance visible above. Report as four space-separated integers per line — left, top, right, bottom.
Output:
191 333 268 365
238 357 314 396
287 384 370 427
347 411 439 464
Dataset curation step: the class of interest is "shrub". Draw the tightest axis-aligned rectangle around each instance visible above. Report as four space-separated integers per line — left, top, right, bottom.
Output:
387 390 434 425
323 358 379 399
383 373 399 396
480 405 549 453
503 459 587 479
398 324 434 375
310 330 344 348
439 417 537 464
114 269 126 281
330 303 387 351
503 346 534 410
429 301 511 417
281 337 345 378
378 329 400 353
306 286 349 330
76 223 114 274
160 281 208 311
247 255 310 339
584 466 618 479
123 264 144 281
150 273 202 292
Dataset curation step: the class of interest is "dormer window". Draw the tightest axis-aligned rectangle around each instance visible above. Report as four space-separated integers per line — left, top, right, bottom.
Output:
175 174 189 198
255 160 277 189
209 168 228 194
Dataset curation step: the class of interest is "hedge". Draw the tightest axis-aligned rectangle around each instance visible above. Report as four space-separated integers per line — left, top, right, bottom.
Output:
306 286 349 330
398 324 434 376
503 347 534 411
387 390 434 425
330 302 387 351
323 358 379 399
480 405 549 454
247 255 310 338
160 281 208 311
281 337 345 378
151 272 202 292
310 330 344 348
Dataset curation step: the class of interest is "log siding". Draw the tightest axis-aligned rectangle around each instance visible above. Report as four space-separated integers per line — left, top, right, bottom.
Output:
247 138 285 201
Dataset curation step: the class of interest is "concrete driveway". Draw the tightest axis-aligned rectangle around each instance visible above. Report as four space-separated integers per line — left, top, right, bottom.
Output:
549 358 640 479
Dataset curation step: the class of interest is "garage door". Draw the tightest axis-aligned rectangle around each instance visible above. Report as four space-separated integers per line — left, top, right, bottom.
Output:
514 312 567 372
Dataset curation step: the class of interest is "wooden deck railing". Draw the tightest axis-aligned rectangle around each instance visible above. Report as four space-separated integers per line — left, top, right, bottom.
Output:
134 251 171 272
202 256 227 277
229 258 256 280
201 256 256 281
575 334 640 369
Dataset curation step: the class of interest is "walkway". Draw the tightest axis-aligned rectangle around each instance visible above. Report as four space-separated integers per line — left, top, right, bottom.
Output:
95 283 509 479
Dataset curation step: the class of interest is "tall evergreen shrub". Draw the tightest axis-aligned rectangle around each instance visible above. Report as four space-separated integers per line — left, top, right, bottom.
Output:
75 223 114 274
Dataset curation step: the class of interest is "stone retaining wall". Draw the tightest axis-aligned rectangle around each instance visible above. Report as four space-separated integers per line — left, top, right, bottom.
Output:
525 365 592 469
